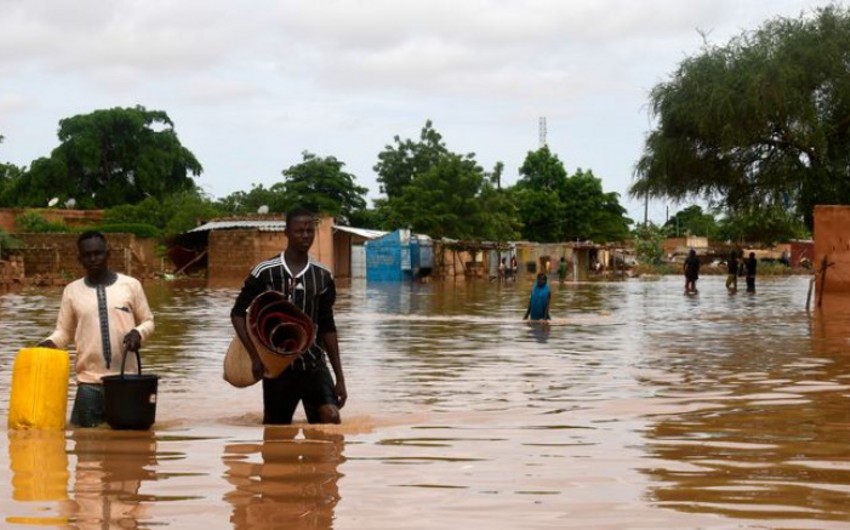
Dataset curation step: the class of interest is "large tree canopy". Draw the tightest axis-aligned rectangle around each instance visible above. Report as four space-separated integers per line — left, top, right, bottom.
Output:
7 106 202 208
374 120 455 199
514 146 631 242
216 183 290 215
375 121 519 242
561 169 632 243
631 5 850 229
384 153 513 241
0 134 26 206
663 205 720 239
280 151 368 222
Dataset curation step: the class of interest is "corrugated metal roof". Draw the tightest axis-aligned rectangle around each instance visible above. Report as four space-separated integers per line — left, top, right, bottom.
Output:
187 220 287 233
332 226 387 240
187 220 433 241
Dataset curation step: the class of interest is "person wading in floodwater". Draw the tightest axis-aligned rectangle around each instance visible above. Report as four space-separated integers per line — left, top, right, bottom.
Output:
683 248 700 295
523 273 551 322
230 207 347 425
745 252 758 293
39 231 155 427
726 249 739 292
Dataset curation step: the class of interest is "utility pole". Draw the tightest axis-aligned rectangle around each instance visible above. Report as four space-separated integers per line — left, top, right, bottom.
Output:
644 194 648 226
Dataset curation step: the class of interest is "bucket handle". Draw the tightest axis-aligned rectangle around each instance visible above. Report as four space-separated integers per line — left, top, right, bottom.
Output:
119 346 143 377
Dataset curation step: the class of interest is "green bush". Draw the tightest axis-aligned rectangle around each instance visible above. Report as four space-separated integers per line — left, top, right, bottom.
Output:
15 212 70 233
93 223 161 239
0 228 22 259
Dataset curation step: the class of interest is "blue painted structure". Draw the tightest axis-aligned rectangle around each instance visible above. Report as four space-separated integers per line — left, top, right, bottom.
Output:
366 229 432 281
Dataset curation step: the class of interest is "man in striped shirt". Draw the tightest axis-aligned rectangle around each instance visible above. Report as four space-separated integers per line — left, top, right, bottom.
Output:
230 208 347 424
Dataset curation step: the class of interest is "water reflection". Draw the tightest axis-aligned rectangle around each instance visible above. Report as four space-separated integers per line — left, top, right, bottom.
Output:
66 430 158 529
6 430 70 526
639 281 850 525
811 295 850 356
223 426 345 529
527 321 550 344
6 275 850 528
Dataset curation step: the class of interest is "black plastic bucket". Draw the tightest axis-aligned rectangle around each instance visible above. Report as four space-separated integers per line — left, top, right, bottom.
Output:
101 348 159 430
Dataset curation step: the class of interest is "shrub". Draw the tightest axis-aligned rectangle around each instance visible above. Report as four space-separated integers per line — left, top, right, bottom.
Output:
15 212 70 233
0 228 22 259
93 223 161 239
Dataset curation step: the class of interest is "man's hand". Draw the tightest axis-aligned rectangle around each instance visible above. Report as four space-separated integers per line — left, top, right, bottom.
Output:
123 329 142 351
251 356 265 380
335 380 348 408
38 339 57 348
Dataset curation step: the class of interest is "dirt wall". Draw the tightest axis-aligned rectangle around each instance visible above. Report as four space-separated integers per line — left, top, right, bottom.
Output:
814 205 850 295
0 256 24 282
207 219 337 286
15 233 156 279
0 208 104 232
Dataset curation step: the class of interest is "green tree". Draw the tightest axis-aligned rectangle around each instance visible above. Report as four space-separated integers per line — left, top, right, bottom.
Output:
663 205 719 239
347 206 388 230
374 122 519 240
216 183 290 215
280 151 368 222
374 120 453 199
8 156 69 208
385 154 502 241
477 182 522 242
0 228 22 259
0 162 24 207
513 146 568 242
104 191 223 237
512 187 563 242
518 145 568 191
513 147 631 242
632 5 850 229
633 223 666 265
716 206 809 245
8 106 202 208
561 169 632 242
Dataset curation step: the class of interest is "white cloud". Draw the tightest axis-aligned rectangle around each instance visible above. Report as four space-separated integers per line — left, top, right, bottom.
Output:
0 0 835 224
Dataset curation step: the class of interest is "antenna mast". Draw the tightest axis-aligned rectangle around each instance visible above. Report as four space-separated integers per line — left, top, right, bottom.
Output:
538 116 547 148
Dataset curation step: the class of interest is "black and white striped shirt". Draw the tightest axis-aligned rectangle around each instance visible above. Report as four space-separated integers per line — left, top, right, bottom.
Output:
231 253 336 369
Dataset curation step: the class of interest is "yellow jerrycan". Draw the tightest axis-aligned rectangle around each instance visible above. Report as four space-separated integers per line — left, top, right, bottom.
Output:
8 347 70 430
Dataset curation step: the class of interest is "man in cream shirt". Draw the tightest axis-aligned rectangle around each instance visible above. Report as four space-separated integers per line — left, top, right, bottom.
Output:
40 231 154 427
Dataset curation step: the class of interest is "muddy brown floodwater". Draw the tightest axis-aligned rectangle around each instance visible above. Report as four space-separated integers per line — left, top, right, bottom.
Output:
1 275 850 529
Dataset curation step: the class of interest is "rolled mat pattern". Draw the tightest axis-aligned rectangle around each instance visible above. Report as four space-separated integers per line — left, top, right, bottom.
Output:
223 291 315 387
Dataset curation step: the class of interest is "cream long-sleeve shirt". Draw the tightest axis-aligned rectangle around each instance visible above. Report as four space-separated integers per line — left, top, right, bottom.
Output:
46 273 155 384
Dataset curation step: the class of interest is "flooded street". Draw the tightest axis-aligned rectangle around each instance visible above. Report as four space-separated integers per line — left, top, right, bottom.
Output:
2 275 850 529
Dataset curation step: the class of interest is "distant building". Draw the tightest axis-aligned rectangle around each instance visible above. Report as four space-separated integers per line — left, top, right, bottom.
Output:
181 217 334 286
365 229 432 281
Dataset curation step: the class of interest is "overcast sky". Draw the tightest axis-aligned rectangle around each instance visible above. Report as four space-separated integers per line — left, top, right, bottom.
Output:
0 0 835 225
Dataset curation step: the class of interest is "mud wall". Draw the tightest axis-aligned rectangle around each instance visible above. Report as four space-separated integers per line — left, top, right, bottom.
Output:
208 221 335 286
0 208 104 233
814 205 850 295
15 233 156 279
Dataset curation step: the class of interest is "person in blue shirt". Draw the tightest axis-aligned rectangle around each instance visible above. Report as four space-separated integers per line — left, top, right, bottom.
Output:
523 273 551 322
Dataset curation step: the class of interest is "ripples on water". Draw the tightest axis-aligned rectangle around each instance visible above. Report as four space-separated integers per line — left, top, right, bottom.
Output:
2 275 850 528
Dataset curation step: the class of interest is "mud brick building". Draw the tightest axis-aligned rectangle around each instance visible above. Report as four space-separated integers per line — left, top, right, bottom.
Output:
187 217 336 287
